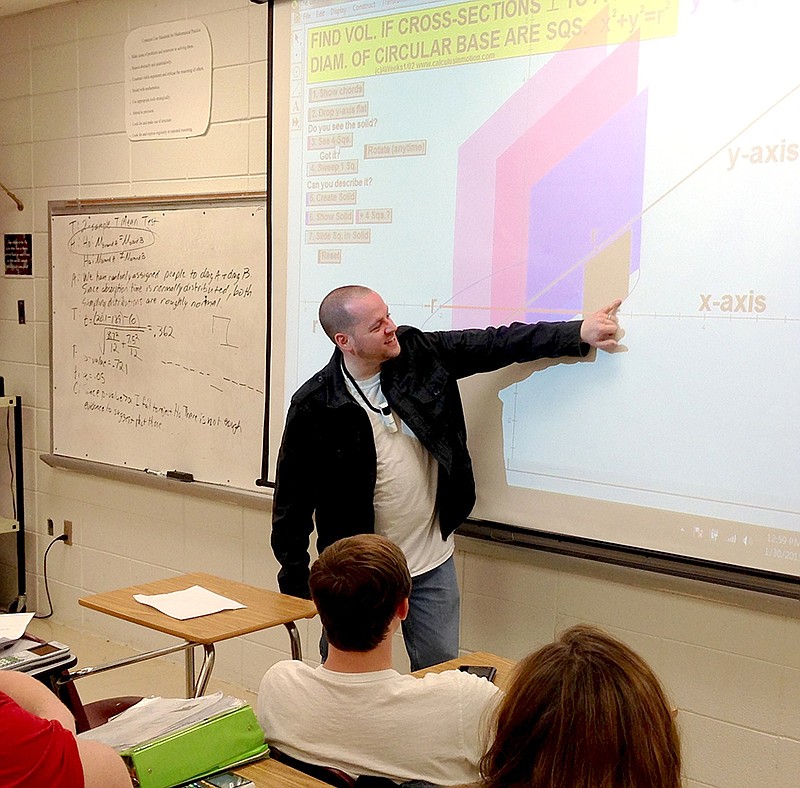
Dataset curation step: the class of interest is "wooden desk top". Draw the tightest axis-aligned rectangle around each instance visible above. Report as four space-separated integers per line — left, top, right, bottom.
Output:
413 651 517 690
79 573 317 645
237 758 329 788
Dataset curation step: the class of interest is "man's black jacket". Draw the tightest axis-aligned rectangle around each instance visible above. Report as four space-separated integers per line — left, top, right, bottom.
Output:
271 320 587 598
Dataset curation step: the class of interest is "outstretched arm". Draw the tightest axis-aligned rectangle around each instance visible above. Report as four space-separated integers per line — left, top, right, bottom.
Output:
580 299 622 351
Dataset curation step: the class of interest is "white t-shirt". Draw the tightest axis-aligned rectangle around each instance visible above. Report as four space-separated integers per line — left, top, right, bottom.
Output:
257 661 500 785
344 369 454 576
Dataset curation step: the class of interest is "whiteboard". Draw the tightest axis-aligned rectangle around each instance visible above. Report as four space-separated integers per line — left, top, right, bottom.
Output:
50 195 268 491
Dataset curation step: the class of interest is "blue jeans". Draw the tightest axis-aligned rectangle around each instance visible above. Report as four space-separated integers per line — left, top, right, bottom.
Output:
401 556 460 671
319 556 461 672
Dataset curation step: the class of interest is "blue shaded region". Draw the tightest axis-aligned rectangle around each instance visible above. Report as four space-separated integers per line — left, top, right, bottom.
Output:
525 90 648 322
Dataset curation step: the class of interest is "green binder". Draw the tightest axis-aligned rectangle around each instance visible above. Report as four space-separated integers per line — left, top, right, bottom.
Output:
121 705 268 788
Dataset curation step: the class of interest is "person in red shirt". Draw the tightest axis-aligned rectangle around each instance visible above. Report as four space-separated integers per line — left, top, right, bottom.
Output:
0 670 132 788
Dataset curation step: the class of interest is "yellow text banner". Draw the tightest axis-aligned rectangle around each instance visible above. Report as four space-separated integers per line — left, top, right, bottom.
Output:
306 0 678 82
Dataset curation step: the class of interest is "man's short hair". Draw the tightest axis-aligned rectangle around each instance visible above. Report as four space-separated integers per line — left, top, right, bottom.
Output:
318 285 373 341
309 534 411 652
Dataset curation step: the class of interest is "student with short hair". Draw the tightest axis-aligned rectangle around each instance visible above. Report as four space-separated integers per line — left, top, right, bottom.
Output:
0 670 133 788
479 625 682 788
258 534 500 786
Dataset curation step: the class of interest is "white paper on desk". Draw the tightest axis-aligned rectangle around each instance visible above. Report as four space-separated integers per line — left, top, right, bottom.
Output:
0 612 35 645
132 585 246 620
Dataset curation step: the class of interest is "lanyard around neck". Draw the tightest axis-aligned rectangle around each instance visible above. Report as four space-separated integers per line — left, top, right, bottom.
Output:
341 362 398 432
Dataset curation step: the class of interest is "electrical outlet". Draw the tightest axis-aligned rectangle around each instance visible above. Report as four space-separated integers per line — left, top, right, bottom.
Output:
47 518 54 536
63 520 73 546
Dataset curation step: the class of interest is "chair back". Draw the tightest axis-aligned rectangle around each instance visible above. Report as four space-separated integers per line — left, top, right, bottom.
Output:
269 746 356 788
269 747 402 788
53 665 142 733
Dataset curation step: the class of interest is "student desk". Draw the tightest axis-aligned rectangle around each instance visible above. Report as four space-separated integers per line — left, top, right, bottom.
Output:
237 758 330 788
76 572 317 697
412 651 517 690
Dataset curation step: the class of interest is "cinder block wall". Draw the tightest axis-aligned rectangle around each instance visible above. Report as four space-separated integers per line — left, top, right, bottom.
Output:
1 3 799 787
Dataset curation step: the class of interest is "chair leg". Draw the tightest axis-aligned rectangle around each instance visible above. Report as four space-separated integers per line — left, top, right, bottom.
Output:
54 670 92 734
285 621 303 660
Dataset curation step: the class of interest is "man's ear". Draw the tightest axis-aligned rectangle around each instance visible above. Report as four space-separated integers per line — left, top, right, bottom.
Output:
334 332 349 352
397 597 410 622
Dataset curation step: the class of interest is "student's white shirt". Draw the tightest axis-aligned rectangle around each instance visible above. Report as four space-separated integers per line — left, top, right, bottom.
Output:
344 370 454 576
257 661 500 785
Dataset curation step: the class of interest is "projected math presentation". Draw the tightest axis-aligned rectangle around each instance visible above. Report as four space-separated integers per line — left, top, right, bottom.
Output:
282 0 800 575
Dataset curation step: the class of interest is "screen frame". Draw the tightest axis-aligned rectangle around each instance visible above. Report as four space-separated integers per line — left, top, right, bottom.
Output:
268 0 800 598
458 519 800 599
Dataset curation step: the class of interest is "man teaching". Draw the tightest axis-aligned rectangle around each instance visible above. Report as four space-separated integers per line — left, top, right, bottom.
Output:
271 285 620 670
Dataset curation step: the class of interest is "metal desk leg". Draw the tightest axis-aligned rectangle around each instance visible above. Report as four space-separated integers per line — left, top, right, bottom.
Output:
284 621 303 660
63 641 196 684
184 644 215 697
194 645 216 697
59 640 217 701
185 646 196 698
